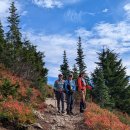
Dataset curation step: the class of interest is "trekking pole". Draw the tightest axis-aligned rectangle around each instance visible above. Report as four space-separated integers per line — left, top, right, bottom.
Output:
53 89 58 116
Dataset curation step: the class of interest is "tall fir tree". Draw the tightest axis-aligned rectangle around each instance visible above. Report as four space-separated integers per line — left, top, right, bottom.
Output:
72 64 78 80
60 50 70 80
95 48 130 112
6 2 21 45
6 2 23 73
92 68 111 107
0 21 5 43
0 21 5 63
75 37 86 73
4 2 48 84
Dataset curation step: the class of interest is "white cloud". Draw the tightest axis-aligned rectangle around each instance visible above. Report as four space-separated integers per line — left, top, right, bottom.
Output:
0 0 27 26
23 31 78 77
32 0 80 8
124 3 130 19
23 17 130 77
124 3 130 12
32 0 62 8
102 8 109 13
64 9 95 23
21 10 28 16
75 28 92 38
0 0 11 24
64 10 86 23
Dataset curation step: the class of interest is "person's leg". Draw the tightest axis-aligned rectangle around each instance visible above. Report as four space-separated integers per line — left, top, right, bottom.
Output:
83 90 87 109
56 91 60 112
61 92 65 113
80 91 84 113
66 94 71 114
70 94 74 114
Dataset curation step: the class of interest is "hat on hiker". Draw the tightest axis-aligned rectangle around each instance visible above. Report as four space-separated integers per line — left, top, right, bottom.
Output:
68 73 73 77
79 71 86 77
58 73 63 77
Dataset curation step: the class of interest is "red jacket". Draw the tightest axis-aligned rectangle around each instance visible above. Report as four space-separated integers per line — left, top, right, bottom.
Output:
78 77 86 91
78 77 92 91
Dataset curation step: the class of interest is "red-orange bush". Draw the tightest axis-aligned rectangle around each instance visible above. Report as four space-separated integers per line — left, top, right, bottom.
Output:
84 103 130 130
0 64 46 126
0 100 35 124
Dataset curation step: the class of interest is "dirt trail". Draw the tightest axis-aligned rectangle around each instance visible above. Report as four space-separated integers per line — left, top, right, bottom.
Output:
43 98 87 130
0 98 87 130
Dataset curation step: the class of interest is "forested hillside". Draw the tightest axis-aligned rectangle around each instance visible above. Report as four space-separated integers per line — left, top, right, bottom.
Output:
0 2 130 130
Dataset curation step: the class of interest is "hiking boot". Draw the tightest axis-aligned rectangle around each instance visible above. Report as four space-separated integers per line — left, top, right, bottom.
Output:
58 110 61 113
83 103 87 109
80 109 84 113
61 110 65 113
70 111 74 115
67 110 70 115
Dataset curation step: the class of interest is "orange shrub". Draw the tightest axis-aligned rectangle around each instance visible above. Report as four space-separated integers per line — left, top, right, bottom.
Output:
84 103 130 130
0 100 35 124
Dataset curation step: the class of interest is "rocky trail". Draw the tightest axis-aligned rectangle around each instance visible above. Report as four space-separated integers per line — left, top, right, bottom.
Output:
42 98 87 130
0 98 87 130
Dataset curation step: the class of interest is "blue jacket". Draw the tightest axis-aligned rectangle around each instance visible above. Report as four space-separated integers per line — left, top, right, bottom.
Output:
64 80 76 94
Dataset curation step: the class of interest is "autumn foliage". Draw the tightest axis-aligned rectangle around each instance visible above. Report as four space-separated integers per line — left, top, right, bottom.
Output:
84 103 130 130
0 99 35 124
0 64 47 125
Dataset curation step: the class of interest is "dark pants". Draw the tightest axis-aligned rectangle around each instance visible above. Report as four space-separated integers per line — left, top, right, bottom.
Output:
80 99 86 112
55 91 64 111
66 93 74 112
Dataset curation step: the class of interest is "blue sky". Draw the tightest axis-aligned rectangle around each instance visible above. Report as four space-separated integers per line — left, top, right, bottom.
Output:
0 0 130 85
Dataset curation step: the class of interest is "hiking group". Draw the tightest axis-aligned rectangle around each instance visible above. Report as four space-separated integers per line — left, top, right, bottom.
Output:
54 72 92 115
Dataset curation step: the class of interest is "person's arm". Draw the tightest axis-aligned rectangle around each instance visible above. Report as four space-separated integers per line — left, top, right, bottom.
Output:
86 85 92 90
63 81 67 93
72 80 76 91
64 81 69 93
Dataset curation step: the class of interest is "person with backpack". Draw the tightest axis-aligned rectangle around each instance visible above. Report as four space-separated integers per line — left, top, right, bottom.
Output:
54 74 65 113
64 73 76 115
77 72 92 113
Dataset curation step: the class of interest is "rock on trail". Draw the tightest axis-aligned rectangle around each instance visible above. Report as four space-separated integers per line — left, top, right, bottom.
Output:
43 98 87 130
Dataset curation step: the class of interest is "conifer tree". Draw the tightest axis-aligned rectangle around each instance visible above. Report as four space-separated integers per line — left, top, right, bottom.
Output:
0 21 5 43
95 48 129 111
60 50 70 80
75 37 86 73
6 2 21 45
92 68 111 107
72 64 78 79
0 21 6 63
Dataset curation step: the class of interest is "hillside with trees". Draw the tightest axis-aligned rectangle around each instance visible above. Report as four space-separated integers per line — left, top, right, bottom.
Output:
0 2 130 130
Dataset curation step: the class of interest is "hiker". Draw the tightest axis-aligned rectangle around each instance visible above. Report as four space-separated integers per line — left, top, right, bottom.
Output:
77 72 92 113
64 73 76 115
54 74 65 113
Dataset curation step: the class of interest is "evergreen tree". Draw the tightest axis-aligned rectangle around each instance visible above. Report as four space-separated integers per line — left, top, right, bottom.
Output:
0 21 4 58
15 40 48 83
5 2 22 72
92 68 111 107
0 21 5 43
0 21 5 63
6 2 21 45
75 37 86 73
95 48 129 111
119 85 130 114
0 2 48 96
72 64 78 79
60 50 70 80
